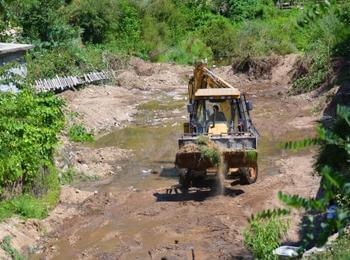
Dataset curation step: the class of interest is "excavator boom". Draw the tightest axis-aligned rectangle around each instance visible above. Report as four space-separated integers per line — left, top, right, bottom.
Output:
188 63 240 101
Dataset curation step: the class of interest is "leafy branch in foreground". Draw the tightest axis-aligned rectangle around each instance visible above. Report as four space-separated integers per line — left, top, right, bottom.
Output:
248 105 350 255
281 138 320 150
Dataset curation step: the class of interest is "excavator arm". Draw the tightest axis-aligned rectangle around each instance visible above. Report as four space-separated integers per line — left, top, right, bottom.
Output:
188 63 240 101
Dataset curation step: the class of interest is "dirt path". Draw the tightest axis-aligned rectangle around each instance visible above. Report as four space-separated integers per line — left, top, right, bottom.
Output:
2 56 323 259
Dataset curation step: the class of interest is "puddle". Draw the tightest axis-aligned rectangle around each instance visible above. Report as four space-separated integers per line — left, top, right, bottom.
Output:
258 127 317 177
92 124 183 190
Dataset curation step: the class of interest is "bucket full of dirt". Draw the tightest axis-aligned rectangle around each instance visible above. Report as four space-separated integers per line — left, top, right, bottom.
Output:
175 143 257 170
223 149 258 168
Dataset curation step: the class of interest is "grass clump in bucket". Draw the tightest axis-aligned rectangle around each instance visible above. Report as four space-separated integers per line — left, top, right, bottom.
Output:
245 150 258 163
196 135 221 167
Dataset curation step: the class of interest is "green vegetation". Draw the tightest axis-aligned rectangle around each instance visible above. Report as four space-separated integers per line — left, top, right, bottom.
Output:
279 106 350 248
291 4 350 93
196 135 221 167
245 150 258 162
0 236 24 260
68 124 94 142
0 194 48 220
0 0 347 93
58 167 76 185
59 167 100 184
0 62 64 220
249 105 350 256
244 214 290 259
196 135 210 145
0 89 64 196
199 145 221 167
0 165 60 221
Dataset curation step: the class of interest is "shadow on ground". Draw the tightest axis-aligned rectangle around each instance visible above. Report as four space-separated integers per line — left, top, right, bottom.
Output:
153 176 245 202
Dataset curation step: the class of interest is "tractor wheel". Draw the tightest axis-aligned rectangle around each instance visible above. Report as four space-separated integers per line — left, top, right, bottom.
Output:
239 167 258 185
179 170 191 192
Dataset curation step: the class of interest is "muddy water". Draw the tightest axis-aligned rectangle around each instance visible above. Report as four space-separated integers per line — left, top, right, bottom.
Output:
94 125 183 189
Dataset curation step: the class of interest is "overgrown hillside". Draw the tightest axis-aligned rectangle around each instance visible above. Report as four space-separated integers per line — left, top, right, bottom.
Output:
1 0 349 92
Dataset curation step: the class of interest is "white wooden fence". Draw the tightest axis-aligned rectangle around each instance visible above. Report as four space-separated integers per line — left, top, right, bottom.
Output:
35 70 113 92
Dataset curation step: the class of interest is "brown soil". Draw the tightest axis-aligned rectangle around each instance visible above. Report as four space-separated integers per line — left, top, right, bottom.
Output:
0 56 329 259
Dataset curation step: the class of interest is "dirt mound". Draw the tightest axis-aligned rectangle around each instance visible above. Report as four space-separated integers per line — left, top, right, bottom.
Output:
232 56 280 80
129 57 155 76
231 54 299 85
179 143 199 153
116 60 191 91
60 85 138 132
288 55 312 83
271 54 299 85
73 146 130 177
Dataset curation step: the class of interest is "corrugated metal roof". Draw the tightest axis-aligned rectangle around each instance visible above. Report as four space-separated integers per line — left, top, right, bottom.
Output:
194 88 240 99
0 43 34 55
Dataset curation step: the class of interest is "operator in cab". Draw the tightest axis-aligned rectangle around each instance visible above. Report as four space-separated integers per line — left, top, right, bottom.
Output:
209 104 226 122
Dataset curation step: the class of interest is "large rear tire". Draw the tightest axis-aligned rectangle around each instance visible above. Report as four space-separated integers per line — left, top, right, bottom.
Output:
239 166 258 185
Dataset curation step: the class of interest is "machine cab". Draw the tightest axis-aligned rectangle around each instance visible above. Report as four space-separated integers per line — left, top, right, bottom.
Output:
187 88 247 136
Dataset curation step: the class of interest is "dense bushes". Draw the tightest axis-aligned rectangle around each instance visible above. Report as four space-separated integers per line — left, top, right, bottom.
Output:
0 89 64 197
13 0 78 47
67 0 119 44
0 83 64 219
214 0 276 21
279 106 350 248
291 4 350 93
26 45 106 80
2 0 348 90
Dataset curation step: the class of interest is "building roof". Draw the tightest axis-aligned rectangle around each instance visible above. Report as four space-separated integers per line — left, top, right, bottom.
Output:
194 88 240 99
0 43 34 55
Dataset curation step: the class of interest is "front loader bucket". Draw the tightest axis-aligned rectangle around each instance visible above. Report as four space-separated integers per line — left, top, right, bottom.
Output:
223 150 258 168
175 151 214 170
175 149 257 170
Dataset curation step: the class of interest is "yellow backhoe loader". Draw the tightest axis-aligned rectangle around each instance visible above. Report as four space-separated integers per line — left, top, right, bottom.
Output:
175 63 259 189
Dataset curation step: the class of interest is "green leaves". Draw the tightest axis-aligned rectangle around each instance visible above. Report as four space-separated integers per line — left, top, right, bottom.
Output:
244 213 290 259
249 208 291 222
274 105 350 249
0 89 64 196
281 138 320 150
278 192 325 211
68 124 94 143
